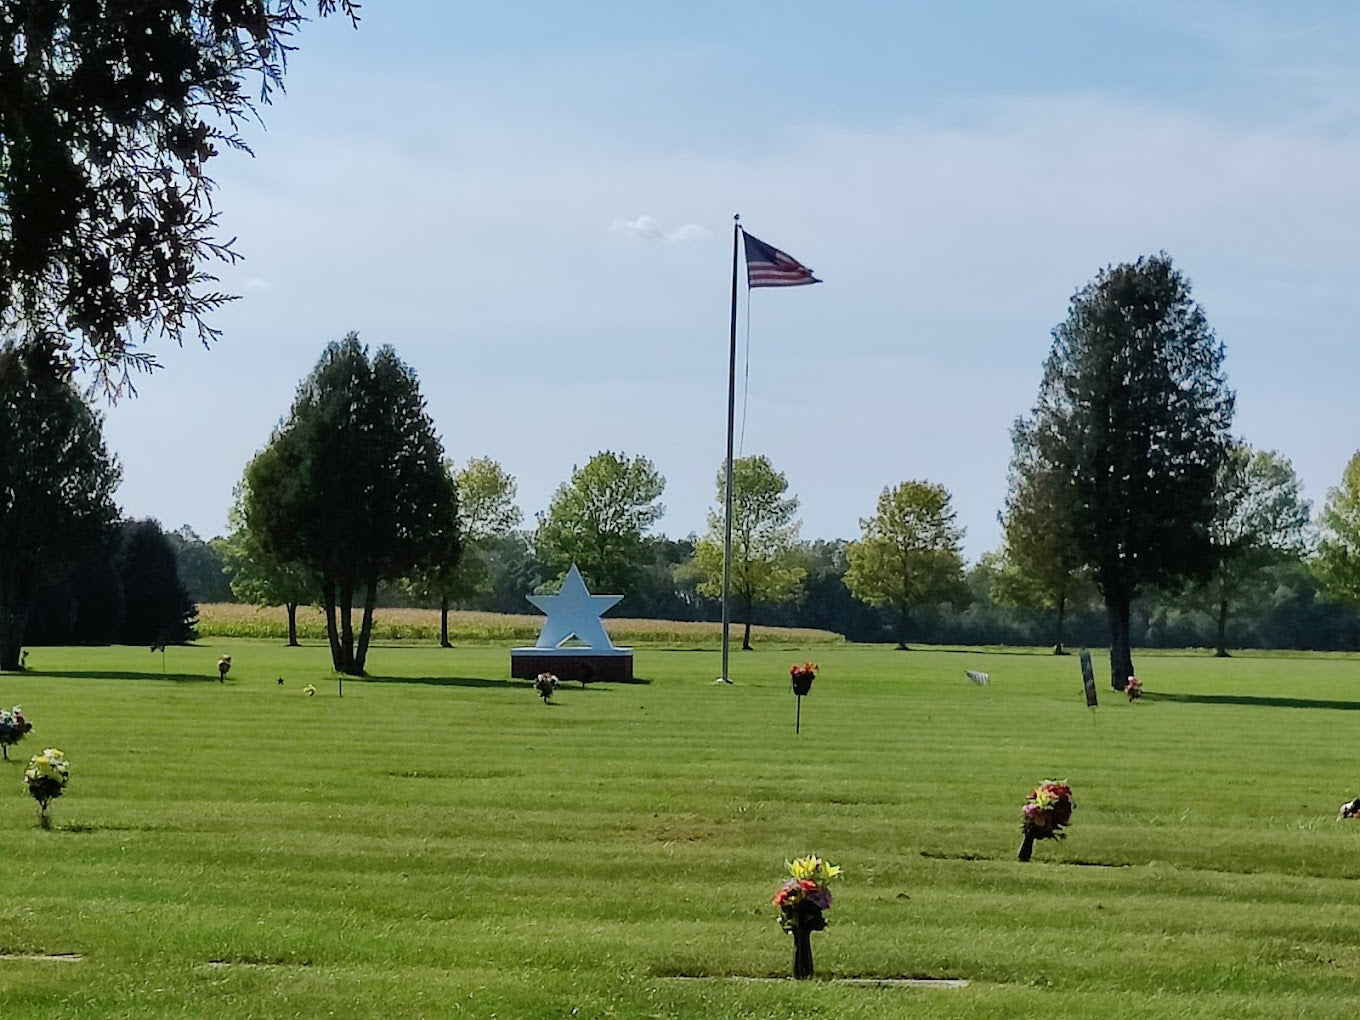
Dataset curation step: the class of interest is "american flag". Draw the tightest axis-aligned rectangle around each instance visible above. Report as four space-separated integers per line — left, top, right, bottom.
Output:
742 232 821 288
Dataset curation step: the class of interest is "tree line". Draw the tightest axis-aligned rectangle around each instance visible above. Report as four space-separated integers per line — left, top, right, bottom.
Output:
4 263 1360 679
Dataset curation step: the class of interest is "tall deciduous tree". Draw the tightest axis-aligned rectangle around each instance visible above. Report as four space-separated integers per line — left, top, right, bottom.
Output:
457 458 524 544
1315 451 1360 639
0 1 359 386
693 455 806 650
536 451 664 595
999 419 1095 654
1022 254 1234 688
245 336 460 675
219 483 317 647
844 481 965 649
1189 445 1311 656
0 344 120 669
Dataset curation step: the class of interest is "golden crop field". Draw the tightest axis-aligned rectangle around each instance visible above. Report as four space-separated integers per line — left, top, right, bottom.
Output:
195 602 845 647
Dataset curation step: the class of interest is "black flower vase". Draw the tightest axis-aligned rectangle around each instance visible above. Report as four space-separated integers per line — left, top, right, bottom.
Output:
1018 831 1035 862
792 674 814 697
30 779 61 829
792 927 814 979
789 902 826 979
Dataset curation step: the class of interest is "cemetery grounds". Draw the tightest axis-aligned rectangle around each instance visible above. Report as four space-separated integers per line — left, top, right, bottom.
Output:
2 639 1360 1018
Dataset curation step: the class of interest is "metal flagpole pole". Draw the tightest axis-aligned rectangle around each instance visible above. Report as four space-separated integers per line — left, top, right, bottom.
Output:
721 214 740 684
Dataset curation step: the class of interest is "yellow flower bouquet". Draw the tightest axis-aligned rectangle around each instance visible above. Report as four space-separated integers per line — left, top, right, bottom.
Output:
24 747 70 824
772 855 843 979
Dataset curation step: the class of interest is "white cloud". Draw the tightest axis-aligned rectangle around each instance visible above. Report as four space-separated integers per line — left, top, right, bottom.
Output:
611 215 707 243
611 214 663 239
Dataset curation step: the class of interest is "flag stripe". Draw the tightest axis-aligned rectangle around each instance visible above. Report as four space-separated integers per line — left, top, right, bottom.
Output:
745 273 816 285
742 231 821 288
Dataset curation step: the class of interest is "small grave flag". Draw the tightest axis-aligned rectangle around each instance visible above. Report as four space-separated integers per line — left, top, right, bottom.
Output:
966 670 990 685
1079 650 1098 708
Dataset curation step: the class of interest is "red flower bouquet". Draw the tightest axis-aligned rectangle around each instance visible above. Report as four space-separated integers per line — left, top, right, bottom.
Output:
789 662 817 697
1019 781 1074 861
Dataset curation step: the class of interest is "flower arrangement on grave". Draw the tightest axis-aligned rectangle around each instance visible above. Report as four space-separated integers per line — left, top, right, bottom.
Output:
789 662 817 697
772 855 842 979
25 748 70 826
217 655 232 682
1018 781 1074 861
0 705 32 760
1125 676 1142 701
534 672 558 703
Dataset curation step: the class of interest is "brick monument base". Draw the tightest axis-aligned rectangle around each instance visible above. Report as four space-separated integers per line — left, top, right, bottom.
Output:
510 648 634 683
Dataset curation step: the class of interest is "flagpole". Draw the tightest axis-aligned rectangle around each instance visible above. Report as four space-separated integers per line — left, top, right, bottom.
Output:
721 214 740 684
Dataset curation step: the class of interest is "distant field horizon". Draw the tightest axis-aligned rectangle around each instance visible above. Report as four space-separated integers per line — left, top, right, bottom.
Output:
192 601 848 647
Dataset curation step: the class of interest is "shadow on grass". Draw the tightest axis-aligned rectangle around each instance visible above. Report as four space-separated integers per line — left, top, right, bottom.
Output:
919 850 990 862
657 970 969 985
919 850 1131 868
378 674 656 692
57 822 158 834
358 674 527 690
362 674 652 689
1146 692 1360 712
928 647 1071 658
23 669 214 683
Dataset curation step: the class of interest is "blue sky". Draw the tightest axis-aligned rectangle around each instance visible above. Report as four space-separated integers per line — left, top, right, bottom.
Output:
102 1 1360 561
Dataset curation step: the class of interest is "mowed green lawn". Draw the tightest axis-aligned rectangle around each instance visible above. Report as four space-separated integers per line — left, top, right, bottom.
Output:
2 641 1360 1019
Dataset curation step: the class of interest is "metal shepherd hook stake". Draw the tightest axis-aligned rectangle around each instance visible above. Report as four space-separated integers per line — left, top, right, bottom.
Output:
790 664 815 734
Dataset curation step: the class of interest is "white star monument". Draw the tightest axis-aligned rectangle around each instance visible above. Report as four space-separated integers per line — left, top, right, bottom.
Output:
526 565 622 649
510 564 634 683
